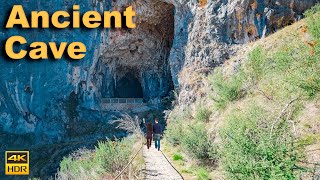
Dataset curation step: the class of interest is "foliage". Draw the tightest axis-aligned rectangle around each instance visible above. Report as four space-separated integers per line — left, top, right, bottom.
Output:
220 105 301 180
165 108 191 145
305 4 320 39
165 108 217 163
209 68 245 109
182 122 216 162
245 46 266 82
172 153 183 161
94 138 134 173
195 103 212 122
56 137 134 180
196 167 210 180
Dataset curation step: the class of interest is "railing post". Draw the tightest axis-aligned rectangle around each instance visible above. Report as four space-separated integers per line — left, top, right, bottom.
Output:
128 162 132 180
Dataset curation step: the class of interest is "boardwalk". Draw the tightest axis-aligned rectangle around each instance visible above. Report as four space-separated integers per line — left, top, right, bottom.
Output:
142 143 183 180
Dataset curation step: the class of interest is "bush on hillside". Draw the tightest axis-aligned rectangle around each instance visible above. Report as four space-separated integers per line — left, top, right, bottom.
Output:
209 68 245 109
220 105 301 180
245 46 266 82
165 108 217 163
182 122 217 163
165 108 192 145
305 4 320 40
195 103 212 122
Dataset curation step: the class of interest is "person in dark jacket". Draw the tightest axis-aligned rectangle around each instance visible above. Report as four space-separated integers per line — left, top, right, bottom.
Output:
153 118 163 151
146 122 153 149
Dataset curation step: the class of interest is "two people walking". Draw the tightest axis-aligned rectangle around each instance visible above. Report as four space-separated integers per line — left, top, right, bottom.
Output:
145 118 163 151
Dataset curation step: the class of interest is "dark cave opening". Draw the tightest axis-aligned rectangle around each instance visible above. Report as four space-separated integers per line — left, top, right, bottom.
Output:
114 73 143 98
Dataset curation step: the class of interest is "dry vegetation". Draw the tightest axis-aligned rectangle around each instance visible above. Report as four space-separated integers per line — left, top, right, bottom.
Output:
199 0 208 7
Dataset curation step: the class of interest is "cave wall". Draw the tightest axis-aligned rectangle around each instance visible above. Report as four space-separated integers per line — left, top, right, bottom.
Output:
0 0 111 139
0 0 175 146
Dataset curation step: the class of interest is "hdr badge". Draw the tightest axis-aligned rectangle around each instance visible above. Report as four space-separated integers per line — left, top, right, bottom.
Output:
5 151 29 175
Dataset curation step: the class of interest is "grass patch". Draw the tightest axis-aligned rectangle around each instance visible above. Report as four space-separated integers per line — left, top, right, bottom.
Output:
245 46 266 82
173 153 183 161
196 167 210 180
297 134 320 147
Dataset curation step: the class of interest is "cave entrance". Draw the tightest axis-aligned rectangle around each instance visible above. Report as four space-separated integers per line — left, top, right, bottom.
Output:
114 73 143 98
100 1 175 102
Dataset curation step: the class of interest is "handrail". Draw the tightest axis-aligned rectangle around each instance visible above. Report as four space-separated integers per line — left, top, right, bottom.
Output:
160 150 184 180
102 98 144 104
113 136 144 180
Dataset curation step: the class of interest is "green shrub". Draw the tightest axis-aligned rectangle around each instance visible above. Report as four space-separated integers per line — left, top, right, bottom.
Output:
172 153 183 161
57 137 134 179
94 138 134 173
220 105 301 180
196 167 210 180
305 4 320 40
195 103 212 122
245 46 266 81
209 68 245 109
182 122 216 162
165 108 191 145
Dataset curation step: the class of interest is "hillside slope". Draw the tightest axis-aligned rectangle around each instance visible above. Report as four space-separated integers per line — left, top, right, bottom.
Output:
164 6 320 180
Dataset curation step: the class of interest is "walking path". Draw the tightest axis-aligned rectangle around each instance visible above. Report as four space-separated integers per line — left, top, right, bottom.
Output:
142 143 183 180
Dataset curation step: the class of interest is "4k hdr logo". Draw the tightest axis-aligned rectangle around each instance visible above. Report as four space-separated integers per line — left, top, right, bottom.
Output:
5 151 29 175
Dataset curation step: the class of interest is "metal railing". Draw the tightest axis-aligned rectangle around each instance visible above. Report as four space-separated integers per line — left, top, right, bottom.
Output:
113 136 144 180
102 98 144 104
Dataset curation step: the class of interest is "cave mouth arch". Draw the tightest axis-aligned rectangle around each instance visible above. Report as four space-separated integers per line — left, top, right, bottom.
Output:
114 73 143 98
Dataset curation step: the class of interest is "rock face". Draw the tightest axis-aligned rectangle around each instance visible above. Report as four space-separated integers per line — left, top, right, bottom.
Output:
0 0 175 178
0 0 175 140
0 0 319 178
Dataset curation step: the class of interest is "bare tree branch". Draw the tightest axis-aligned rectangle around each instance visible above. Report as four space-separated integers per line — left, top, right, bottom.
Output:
269 97 299 139
110 113 142 135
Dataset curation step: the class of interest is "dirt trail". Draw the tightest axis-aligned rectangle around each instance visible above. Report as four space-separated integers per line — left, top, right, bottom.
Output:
142 143 183 180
